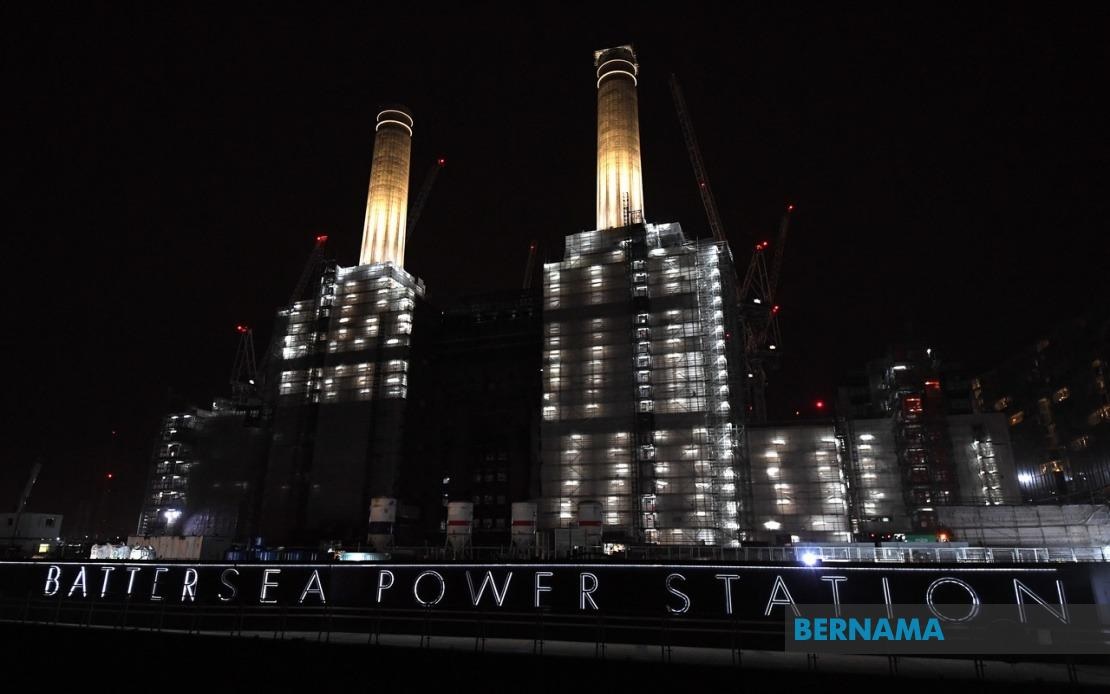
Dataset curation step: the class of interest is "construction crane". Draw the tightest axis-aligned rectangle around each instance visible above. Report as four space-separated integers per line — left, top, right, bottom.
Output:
15 461 42 515
231 324 259 408
669 74 728 244
739 204 794 422
406 157 446 241
289 234 331 307
768 204 792 305
251 234 334 395
522 240 539 290
7 461 42 549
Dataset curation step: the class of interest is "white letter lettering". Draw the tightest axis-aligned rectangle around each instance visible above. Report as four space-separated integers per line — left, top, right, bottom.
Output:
219 568 239 602
68 566 88 598
1014 579 1068 624
260 569 281 604
534 571 553 608
715 574 740 615
150 567 168 601
181 568 198 602
579 572 599 610
413 570 446 606
665 573 690 614
43 565 61 596
821 575 847 616
764 575 800 617
466 571 513 607
299 570 326 604
376 570 394 603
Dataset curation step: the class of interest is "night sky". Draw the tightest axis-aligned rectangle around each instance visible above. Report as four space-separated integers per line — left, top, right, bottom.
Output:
3 5 1106 537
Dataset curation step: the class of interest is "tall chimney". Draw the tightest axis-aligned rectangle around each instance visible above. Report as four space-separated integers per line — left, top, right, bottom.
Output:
360 106 414 267
595 46 645 230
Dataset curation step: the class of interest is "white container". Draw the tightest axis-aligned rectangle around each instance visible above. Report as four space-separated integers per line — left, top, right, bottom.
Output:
577 500 604 548
368 497 397 552
510 501 538 552
446 501 474 552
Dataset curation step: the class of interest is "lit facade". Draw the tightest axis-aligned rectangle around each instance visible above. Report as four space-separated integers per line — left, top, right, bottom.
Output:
972 310 1110 502
595 46 645 230
360 107 413 267
138 412 196 536
261 261 425 542
137 401 268 538
539 222 748 545
744 416 1021 543
841 417 906 538
747 425 851 543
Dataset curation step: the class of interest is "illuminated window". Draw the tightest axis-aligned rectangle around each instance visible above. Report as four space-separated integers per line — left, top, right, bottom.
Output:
1070 435 1090 451
1053 387 1070 404
1009 411 1024 426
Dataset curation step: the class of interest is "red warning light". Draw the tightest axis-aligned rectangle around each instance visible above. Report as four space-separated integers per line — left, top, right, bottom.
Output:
787 204 795 212
106 473 114 480
772 305 780 314
236 325 249 334
437 157 446 167
315 234 329 244
815 400 826 410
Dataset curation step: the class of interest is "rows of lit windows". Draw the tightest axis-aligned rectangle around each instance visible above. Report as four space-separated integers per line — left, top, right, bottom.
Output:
541 227 743 544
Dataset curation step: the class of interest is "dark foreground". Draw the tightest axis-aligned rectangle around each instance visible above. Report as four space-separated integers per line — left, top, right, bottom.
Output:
0 622 1104 693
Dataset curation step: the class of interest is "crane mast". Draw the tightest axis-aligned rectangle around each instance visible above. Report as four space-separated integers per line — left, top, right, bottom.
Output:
522 240 539 290
668 74 729 245
406 157 446 241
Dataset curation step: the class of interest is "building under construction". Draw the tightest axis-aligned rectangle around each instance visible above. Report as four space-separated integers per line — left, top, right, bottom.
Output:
136 399 269 539
258 106 440 545
538 47 749 546
132 45 1108 554
972 309 1110 502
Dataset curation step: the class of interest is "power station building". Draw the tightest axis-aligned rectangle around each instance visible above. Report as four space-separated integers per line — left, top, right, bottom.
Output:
538 47 749 546
133 45 1107 554
259 106 437 544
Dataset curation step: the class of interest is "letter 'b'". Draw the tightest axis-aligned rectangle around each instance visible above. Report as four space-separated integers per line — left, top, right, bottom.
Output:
794 618 812 641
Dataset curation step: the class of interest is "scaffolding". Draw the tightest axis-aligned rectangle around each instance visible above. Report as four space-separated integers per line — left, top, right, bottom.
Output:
137 412 198 536
137 402 267 539
839 417 909 537
263 260 426 542
540 222 745 545
276 263 420 405
746 424 852 542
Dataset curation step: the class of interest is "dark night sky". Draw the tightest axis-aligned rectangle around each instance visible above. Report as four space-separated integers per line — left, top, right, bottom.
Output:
2 4 1106 536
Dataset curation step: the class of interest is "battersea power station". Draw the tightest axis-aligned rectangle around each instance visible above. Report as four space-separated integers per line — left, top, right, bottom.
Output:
133 45 1110 559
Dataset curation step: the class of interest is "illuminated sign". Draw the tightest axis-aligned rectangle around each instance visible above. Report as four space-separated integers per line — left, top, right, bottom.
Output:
5 561 1097 622
5 561 1106 653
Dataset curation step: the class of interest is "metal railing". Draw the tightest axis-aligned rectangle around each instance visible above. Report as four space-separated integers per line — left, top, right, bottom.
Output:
382 543 1110 564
